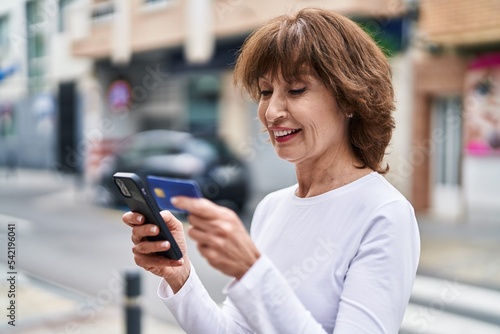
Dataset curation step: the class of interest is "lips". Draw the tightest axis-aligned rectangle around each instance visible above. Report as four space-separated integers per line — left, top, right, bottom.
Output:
272 128 301 143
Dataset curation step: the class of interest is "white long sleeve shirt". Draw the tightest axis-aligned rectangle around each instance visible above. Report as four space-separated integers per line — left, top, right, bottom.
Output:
159 172 420 333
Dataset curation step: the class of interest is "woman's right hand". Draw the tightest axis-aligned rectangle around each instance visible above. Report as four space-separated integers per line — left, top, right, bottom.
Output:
122 210 191 293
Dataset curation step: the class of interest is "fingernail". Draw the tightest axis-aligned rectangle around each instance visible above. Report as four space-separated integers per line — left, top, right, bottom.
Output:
137 215 144 223
170 197 179 205
178 258 184 264
150 226 158 233
161 241 170 249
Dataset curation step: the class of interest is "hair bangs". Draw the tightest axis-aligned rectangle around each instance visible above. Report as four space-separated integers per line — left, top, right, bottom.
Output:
234 17 315 100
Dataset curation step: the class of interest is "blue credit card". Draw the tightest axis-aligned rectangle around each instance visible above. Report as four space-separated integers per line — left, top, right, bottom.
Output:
147 176 202 213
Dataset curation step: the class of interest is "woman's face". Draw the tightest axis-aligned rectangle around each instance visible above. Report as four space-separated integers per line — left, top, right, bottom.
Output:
257 71 351 165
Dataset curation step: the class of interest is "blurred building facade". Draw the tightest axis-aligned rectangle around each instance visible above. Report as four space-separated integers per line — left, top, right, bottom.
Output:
0 0 92 174
1 0 420 210
413 0 500 219
65 0 414 201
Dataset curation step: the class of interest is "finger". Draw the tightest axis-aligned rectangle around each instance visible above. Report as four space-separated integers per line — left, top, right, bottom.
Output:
197 245 224 268
171 197 224 220
133 240 185 267
131 234 143 244
134 253 184 269
159 210 180 229
122 211 145 226
133 239 170 256
131 224 159 242
187 225 209 244
188 214 236 235
188 225 224 249
185 214 212 232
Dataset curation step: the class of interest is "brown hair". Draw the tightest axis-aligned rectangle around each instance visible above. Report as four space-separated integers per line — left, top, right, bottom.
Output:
233 7 395 173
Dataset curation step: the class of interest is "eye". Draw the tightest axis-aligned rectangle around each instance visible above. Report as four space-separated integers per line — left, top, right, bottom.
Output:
289 87 306 95
259 90 272 97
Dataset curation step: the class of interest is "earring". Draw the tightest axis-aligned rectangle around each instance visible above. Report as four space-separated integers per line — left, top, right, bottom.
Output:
347 113 353 118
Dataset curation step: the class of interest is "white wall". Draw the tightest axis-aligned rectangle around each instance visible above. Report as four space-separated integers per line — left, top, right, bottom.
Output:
463 156 500 223
385 52 414 200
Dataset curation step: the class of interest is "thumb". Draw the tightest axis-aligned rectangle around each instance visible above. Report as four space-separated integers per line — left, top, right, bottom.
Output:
159 210 182 230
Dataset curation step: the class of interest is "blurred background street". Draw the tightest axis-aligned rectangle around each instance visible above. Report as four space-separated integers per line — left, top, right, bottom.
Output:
1 0 500 333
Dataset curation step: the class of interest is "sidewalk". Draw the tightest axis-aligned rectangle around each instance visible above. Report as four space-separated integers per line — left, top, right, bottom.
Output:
416 213 500 291
0 264 185 334
400 213 500 333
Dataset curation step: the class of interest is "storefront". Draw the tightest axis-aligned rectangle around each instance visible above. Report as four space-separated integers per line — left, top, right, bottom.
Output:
413 0 500 218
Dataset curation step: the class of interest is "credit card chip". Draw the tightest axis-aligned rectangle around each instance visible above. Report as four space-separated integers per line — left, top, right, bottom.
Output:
154 187 166 198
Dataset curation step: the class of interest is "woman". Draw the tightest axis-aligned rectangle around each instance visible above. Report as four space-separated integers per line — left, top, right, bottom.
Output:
123 7 420 333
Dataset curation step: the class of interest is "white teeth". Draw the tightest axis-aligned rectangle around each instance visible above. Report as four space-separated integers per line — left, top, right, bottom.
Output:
273 129 298 137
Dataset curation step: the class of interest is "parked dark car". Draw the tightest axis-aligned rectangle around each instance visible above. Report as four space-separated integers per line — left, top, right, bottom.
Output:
95 130 250 212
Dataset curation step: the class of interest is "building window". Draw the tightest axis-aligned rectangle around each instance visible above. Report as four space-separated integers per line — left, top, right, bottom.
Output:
91 0 114 22
187 75 220 137
433 96 463 186
58 0 75 32
0 15 9 67
144 0 170 4
26 0 48 93
0 15 8 56
141 0 175 11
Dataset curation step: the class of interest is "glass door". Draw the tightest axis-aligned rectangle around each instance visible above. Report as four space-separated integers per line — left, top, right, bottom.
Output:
431 96 464 217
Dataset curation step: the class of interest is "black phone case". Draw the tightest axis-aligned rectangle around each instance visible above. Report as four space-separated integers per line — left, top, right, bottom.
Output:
113 172 183 260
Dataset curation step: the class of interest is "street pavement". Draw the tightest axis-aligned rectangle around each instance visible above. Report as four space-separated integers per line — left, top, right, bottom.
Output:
0 168 499 333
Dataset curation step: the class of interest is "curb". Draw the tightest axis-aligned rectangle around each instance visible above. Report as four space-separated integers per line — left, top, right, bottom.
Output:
401 275 500 333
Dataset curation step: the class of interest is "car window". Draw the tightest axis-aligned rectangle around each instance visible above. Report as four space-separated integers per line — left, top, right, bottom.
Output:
117 134 183 165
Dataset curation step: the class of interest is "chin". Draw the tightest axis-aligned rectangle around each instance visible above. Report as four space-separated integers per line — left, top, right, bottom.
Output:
274 149 297 162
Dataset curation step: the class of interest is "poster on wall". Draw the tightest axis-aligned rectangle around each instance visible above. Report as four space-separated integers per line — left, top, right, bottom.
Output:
464 52 500 156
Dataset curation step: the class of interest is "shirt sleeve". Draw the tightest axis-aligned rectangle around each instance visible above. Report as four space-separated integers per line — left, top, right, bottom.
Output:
333 200 420 333
158 264 254 334
225 255 328 334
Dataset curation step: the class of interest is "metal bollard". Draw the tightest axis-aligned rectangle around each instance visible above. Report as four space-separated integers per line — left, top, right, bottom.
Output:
124 270 142 334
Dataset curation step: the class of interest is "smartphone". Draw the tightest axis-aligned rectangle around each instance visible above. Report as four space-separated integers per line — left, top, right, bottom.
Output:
112 172 183 260
147 176 202 213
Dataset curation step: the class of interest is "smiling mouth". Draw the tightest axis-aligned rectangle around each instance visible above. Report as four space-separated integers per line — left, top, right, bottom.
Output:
273 129 301 138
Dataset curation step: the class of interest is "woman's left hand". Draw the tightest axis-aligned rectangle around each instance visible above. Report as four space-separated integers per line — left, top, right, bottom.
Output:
171 197 260 280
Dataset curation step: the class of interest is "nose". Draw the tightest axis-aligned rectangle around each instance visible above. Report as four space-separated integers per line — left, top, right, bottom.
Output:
264 92 288 123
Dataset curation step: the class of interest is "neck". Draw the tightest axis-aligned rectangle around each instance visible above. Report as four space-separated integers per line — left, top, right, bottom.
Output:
294 146 372 198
